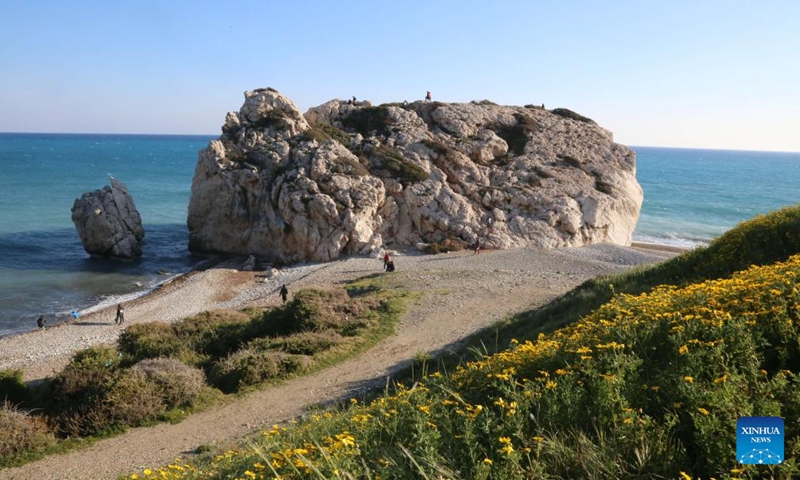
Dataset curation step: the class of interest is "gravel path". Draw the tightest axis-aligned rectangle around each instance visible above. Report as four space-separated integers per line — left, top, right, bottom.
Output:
0 244 677 480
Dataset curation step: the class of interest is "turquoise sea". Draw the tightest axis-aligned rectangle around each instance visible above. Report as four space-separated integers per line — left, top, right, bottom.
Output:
0 133 798 336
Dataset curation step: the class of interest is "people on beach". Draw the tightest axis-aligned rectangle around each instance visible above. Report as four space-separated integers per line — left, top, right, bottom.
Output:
279 284 289 305
383 252 390 271
386 260 395 272
70 309 80 320
425 91 432 102
37 315 46 330
115 304 125 325
474 241 481 255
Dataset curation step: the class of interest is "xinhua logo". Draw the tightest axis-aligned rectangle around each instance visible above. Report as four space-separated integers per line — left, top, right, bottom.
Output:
737 416 784 464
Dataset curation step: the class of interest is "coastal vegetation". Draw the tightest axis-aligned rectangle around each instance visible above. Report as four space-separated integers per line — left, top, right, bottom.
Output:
111 204 800 479
0 276 411 468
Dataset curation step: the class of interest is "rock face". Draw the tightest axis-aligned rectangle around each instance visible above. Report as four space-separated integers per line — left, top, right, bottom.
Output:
72 178 145 259
188 88 642 264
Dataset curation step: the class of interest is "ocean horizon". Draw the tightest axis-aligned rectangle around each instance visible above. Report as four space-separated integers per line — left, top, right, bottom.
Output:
0 132 798 337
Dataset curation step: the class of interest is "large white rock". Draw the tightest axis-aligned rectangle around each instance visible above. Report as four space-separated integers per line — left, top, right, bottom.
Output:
188 89 643 263
71 178 145 259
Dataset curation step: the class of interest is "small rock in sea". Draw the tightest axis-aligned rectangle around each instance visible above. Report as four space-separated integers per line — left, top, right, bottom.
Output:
157 269 172 275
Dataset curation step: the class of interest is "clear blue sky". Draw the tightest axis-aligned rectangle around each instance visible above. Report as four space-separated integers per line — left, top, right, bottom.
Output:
2 0 798 151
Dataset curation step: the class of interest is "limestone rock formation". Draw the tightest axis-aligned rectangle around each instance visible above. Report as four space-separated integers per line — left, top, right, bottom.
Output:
188 88 642 264
71 178 145 259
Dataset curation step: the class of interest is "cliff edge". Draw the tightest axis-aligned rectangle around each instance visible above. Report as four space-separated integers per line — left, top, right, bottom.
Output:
187 88 642 263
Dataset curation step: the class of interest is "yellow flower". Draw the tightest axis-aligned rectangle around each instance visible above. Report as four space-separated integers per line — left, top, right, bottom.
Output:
680 472 692 480
143 469 152 476
623 418 633 424
674 402 683 408
499 436 512 444
244 471 256 478
714 375 728 384
684 376 694 383
501 444 514 455
532 436 544 442
483 458 493 465
697 407 710 415
679 345 689 355
545 381 558 389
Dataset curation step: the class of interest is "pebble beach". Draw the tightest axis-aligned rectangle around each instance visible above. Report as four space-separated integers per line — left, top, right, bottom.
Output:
0 244 678 383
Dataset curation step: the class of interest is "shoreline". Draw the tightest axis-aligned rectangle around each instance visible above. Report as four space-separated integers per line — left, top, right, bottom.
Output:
0 244 681 383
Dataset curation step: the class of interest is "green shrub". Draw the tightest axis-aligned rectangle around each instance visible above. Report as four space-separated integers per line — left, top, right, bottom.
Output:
0 369 29 407
551 107 596 124
423 237 468 254
341 106 392 137
49 345 121 437
129 358 206 409
118 322 186 363
208 350 297 393
367 145 429 184
105 369 166 427
249 330 343 356
0 402 55 463
494 113 539 156
175 310 251 358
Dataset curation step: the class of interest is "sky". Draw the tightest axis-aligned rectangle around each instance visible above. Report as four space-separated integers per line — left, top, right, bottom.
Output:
1 0 799 152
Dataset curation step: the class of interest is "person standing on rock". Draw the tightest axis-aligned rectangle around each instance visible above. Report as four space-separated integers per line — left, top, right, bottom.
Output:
115 304 125 325
425 91 432 102
37 315 46 330
279 284 289 305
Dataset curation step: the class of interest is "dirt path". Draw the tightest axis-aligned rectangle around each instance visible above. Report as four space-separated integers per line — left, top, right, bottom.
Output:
0 246 677 480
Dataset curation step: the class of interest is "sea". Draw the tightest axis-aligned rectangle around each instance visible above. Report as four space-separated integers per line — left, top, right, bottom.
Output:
0 134 798 336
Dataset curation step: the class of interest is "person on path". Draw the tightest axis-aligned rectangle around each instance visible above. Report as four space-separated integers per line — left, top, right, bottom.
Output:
115 304 125 325
425 91 432 102
37 315 46 330
386 260 395 272
383 252 390 271
279 284 289 305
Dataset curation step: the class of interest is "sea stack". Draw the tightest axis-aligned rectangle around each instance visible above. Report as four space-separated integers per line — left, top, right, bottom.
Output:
187 88 643 264
71 177 145 259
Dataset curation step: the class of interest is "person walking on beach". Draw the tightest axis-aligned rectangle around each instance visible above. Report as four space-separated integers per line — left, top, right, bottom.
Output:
279 284 289 305
474 241 481 255
115 304 125 325
37 315 46 330
383 252 391 271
